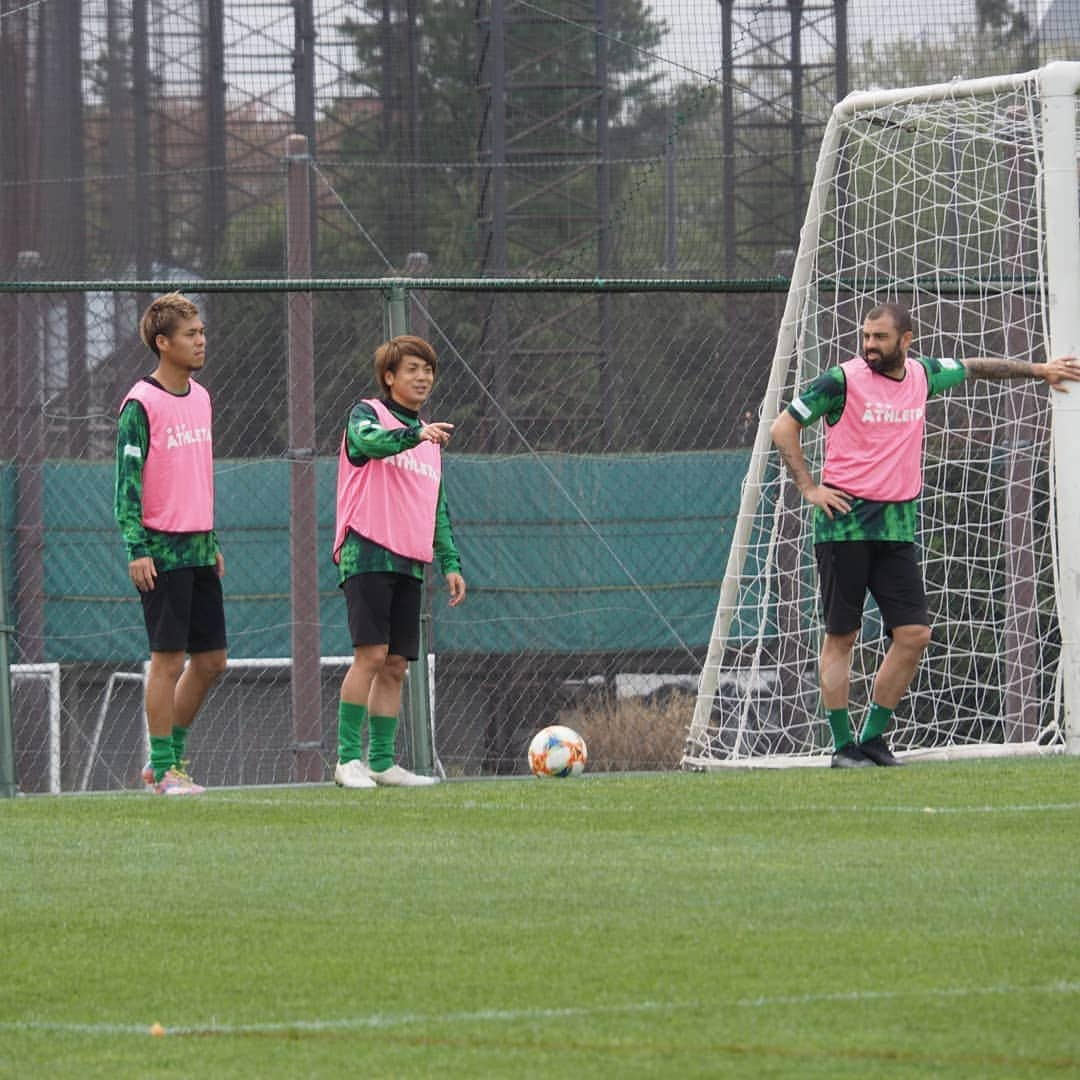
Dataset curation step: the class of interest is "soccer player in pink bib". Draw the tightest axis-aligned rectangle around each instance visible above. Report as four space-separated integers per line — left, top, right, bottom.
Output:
332 335 466 789
115 293 227 795
772 302 1080 768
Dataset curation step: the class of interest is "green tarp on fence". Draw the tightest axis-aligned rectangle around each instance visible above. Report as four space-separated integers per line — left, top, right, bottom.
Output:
4 451 749 661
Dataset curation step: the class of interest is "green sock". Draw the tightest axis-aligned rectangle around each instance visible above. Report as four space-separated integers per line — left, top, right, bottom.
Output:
338 701 367 764
860 703 893 743
827 708 853 750
149 735 176 782
172 724 190 768
368 714 398 773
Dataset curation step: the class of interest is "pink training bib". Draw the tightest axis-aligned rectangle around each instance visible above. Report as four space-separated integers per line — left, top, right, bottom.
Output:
121 378 214 533
822 357 929 502
333 398 442 564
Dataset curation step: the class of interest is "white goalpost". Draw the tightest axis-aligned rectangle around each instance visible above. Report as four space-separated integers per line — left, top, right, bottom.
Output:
11 664 62 793
684 63 1080 768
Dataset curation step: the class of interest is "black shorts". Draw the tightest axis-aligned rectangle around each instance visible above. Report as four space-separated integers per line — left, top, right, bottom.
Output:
814 540 929 636
140 565 227 654
342 572 422 659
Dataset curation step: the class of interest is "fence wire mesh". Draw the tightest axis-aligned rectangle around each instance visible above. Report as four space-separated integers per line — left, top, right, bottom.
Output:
1 2 1069 285
2 0 1078 790
4 278 788 790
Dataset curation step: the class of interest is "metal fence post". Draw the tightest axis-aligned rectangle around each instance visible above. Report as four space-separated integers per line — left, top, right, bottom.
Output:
286 133 323 781
15 252 44 665
0 485 17 798
382 282 435 777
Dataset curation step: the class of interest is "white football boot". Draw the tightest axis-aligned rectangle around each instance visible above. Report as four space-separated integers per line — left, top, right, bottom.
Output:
370 764 439 787
334 759 377 789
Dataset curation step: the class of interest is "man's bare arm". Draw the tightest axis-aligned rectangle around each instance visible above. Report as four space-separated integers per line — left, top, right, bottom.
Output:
963 355 1080 391
770 411 852 520
770 412 815 495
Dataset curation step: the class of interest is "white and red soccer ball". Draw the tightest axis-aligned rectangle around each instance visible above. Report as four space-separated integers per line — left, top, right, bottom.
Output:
528 725 587 778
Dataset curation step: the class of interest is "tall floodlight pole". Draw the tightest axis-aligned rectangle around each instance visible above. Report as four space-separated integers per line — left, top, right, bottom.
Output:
294 0 318 271
487 0 509 453
131 0 151 321
406 0 421 255
596 0 614 440
204 0 227 272
720 0 736 275
286 134 323 782
835 0 848 97
719 0 847 272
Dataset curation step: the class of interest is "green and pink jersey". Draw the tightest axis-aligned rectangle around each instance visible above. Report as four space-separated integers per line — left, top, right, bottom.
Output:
114 376 219 571
787 355 967 543
334 397 462 585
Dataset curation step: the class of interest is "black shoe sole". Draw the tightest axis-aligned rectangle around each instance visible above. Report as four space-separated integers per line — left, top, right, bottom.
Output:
831 747 875 768
859 737 903 766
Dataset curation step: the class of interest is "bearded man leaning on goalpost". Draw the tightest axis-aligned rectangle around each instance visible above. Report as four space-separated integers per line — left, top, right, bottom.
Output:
770 301 1080 769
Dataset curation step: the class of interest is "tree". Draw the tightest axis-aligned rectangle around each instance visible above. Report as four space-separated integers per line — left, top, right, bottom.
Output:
330 0 667 276
975 0 1032 44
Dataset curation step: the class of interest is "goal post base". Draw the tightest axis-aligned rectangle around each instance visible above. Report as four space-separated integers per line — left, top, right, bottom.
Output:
682 741 1064 771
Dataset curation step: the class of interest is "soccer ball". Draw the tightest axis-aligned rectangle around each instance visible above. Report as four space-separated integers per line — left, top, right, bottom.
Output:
528 725 587 778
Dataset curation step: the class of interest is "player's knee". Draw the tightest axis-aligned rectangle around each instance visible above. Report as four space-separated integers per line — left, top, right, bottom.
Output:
150 651 186 681
824 629 859 654
382 654 409 684
352 643 389 674
193 650 228 681
895 624 931 653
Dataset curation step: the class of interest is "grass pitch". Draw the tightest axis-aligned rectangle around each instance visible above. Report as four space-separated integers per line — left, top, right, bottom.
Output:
1 758 1078 1078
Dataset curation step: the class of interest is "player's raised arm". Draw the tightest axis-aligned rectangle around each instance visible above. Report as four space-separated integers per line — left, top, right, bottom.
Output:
961 355 1080 391
417 421 454 446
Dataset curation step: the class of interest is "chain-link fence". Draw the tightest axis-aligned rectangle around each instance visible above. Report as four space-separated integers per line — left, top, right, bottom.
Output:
3 0 1078 790
4 275 791 790
1 2 1071 286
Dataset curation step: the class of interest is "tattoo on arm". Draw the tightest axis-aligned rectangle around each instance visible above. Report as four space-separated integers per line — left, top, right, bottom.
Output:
776 442 813 494
962 357 1036 380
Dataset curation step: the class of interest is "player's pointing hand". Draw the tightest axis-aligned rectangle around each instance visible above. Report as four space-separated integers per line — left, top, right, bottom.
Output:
419 422 454 445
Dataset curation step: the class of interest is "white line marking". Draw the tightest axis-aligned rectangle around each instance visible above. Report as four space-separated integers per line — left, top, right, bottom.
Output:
1 1003 670 1038
180 795 1080 815
22 783 1080 817
4 982 1078 1038
734 980 1080 1008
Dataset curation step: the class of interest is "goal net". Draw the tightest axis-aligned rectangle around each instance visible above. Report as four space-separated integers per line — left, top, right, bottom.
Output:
684 64 1080 768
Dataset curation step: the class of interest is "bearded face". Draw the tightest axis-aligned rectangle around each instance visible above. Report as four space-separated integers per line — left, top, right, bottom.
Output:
861 316 910 376
863 339 905 374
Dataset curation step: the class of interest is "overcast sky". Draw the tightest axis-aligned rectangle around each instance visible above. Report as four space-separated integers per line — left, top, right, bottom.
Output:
646 0 1053 83
198 0 1066 112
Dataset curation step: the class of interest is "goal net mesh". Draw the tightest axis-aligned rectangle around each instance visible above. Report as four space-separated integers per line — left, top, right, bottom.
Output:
684 72 1070 766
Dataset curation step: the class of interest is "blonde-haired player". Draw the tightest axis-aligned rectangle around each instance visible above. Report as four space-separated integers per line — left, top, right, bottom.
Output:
115 293 226 795
332 335 465 788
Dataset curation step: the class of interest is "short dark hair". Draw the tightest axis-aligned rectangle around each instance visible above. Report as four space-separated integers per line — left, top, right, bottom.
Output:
865 302 912 336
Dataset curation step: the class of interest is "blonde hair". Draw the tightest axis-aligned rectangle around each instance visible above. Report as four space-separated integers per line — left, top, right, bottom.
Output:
139 292 200 357
374 335 438 395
